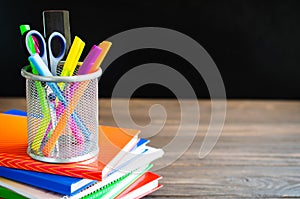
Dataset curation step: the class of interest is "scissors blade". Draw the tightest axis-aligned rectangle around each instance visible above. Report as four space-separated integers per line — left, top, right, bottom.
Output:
47 32 66 76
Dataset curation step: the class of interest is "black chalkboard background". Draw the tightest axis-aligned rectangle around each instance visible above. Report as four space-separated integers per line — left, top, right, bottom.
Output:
1 0 299 99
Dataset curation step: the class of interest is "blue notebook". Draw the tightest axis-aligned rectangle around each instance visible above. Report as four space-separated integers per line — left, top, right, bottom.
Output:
2 109 27 116
0 166 96 196
0 109 150 196
131 138 149 151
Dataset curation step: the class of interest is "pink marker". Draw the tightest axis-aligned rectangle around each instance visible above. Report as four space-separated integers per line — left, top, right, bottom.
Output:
55 101 84 144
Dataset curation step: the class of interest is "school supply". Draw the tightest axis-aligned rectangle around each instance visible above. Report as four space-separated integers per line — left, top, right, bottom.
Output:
77 45 102 75
0 167 96 196
89 40 112 72
116 172 163 199
59 36 85 77
43 10 71 53
20 21 111 162
81 164 152 199
25 29 66 76
2 109 27 116
0 106 149 195
15 10 163 198
0 136 149 196
20 25 35 53
20 26 52 154
0 113 27 147
26 54 98 161
0 186 27 199
0 110 163 198
0 164 154 199
0 113 156 180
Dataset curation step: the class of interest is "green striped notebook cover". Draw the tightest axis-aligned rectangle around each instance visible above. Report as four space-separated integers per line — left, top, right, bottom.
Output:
82 164 153 199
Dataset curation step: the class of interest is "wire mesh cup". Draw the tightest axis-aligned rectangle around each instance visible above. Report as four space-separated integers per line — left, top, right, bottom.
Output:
21 64 102 163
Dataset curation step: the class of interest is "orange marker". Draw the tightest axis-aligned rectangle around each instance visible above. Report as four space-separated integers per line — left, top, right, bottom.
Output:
42 81 89 156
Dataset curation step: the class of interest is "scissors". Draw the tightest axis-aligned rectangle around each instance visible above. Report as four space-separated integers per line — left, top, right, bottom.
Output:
25 30 66 76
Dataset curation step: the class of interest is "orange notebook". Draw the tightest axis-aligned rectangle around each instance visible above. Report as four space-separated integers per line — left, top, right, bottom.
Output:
0 113 140 180
0 114 27 147
116 172 163 199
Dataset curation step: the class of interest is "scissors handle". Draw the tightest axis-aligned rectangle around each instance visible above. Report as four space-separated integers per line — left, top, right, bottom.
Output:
47 32 66 76
25 30 48 65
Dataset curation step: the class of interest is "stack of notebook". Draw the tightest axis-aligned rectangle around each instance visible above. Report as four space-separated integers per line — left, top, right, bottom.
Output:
0 110 164 198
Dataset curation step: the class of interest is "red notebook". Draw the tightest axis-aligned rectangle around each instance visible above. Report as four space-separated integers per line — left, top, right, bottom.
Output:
116 172 163 199
0 113 140 180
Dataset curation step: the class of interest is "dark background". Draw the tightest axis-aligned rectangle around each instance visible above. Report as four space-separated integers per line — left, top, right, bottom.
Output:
1 0 300 99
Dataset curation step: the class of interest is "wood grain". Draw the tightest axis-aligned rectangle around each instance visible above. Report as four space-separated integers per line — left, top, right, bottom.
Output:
0 98 300 198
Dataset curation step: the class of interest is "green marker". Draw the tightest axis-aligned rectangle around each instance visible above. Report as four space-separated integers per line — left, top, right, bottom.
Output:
20 25 36 55
20 24 30 34
20 24 51 153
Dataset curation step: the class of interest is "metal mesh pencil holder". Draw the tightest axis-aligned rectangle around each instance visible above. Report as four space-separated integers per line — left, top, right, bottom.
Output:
21 64 101 163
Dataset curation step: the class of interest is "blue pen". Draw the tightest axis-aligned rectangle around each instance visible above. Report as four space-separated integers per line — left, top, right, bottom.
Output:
29 54 66 102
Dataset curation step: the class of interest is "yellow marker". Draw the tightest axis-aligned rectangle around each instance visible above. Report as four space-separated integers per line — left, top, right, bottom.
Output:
89 41 112 73
61 36 85 76
59 36 85 89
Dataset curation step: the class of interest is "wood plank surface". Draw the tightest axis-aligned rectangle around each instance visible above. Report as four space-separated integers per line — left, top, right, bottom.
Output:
0 98 300 198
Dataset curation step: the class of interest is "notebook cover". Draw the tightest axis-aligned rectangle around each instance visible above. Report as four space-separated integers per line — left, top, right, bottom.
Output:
70 146 164 198
81 164 152 199
0 175 127 199
130 138 149 151
0 112 140 180
132 184 163 199
2 109 27 116
0 186 27 199
0 137 149 196
0 177 63 199
0 164 152 199
115 171 162 199
0 166 96 196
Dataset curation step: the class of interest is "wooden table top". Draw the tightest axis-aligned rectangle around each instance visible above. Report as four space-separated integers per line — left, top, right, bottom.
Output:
0 98 300 198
